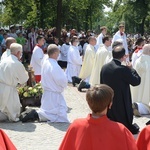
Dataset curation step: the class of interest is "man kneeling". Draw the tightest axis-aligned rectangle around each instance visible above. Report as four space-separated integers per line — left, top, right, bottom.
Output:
59 84 137 150
20 44 69 123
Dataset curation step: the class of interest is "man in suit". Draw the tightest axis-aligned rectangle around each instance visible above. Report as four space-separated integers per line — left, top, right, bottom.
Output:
100 45 141 134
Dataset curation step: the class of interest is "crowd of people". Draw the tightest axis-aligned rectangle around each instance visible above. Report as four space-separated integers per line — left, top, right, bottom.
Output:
0 23 150 149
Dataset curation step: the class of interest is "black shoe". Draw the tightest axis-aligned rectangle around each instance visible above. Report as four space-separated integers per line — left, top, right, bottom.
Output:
146 120 150 125
132 102 141 117
77 80 87 92
72 76 81 87
20 109 39 123
129 123 140 134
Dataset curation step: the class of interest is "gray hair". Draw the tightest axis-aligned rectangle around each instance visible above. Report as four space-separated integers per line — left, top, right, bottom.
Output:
47 44 59 56
143 44 150 56
10 43 22 55
88 36 96 43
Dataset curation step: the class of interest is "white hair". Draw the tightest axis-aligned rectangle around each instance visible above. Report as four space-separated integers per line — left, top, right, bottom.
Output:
10 43 22 55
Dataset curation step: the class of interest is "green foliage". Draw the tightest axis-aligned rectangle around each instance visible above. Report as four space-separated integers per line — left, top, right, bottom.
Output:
1 0 112 32
1 0 149 35
106 0 150 34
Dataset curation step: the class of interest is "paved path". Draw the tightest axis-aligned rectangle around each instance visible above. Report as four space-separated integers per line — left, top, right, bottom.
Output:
0 84 150 150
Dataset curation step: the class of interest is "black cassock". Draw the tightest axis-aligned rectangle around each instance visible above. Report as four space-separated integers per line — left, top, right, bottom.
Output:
100 59 141 132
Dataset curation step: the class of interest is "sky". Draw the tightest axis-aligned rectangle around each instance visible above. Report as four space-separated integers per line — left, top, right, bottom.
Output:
104 0 116 12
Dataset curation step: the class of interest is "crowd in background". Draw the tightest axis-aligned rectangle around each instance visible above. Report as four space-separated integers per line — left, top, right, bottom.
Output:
0 25 150 63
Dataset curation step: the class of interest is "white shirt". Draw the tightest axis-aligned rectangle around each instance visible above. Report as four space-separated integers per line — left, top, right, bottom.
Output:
66 45 82 82
96 33 104 46
30 45 44 75
67 45 82 65
59 43 70 61
112 31 128 55
96 33 104 50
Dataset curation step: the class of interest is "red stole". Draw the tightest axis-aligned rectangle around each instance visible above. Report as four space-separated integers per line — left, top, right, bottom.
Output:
36 44 42 48
135 47 142 53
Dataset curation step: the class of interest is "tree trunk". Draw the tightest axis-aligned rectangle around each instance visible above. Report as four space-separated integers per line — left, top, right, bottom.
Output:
39 0 44 28
56 0 62 39
139 17 146 36
89 5 92 30
85 9 89 31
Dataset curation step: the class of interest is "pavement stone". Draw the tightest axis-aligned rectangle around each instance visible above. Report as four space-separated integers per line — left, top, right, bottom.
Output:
0 84 150 149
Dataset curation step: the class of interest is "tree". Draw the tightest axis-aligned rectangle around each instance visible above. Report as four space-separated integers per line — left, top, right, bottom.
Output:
56 0 62 38
106 0 150 35
0 0 112 35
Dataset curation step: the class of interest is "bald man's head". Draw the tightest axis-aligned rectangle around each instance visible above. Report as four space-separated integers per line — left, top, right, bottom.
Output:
112 46 125 59
47 44 60 60
143 44 150 56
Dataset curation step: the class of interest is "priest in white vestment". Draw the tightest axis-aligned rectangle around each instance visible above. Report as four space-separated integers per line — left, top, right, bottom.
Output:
131 38 144 67
112 24 129 57
0 43 29 122
131 44 150 115
90 36 112 86
66 36 82 82
0 37 16 61
79 36 96 82
38 44 69 122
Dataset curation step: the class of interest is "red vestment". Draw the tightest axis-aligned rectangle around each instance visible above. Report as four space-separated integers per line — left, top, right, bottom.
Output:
136 125 150 150
0 129 17 150
59 114 137 150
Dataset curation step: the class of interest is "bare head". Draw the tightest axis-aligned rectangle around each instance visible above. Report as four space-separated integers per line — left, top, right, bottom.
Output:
100 26 107 35
6 37 16 49
36 35 45 46
88 36 97 46
119 24 125 32
10 43 22 60
102 36 112 47
86 84 114 114
143 44 150 56
112 41 123 49
135 38 145 48
47 44 60 60
71 36 79 46
112 45 126 62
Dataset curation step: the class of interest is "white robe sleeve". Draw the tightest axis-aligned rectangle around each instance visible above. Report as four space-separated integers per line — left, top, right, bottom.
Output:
14 62 29 84
52 65 67 88
61 45 67 56
70 49 82 65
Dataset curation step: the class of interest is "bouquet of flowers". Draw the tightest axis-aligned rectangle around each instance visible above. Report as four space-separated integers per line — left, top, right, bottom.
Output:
18 83 43 99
